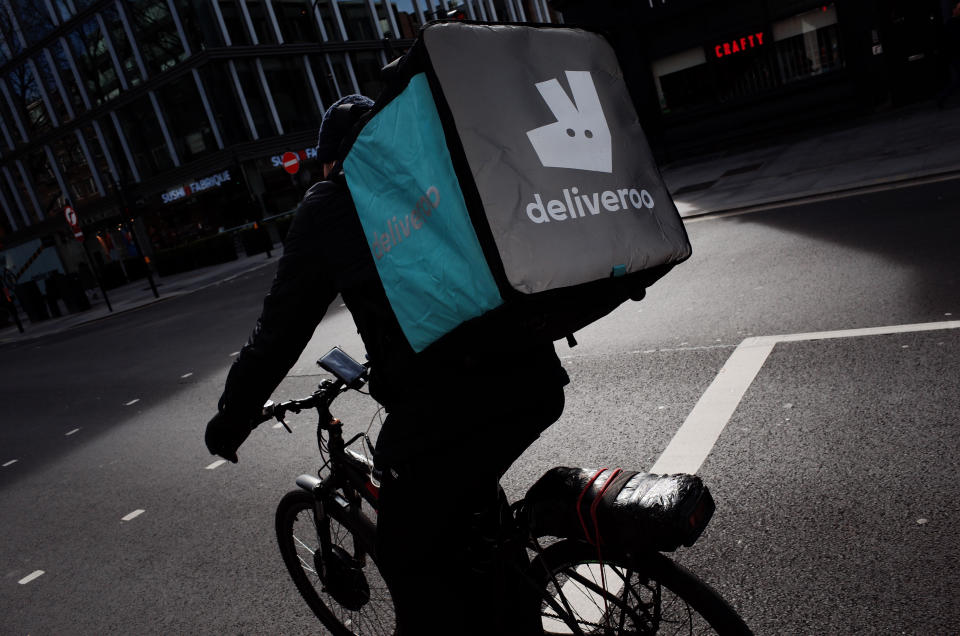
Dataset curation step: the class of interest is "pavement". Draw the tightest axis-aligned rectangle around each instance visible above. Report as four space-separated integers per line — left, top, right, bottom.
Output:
2 99 958 345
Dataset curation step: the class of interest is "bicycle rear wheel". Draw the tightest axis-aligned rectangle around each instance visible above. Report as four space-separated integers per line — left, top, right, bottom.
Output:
532 540 751 635
275 489 396 635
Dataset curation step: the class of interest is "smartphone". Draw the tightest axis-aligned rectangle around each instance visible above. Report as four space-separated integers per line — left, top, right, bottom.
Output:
317 346 366 385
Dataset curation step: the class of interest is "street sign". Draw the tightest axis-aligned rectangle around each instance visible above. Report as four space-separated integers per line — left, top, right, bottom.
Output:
281 151 300 174
64 205 84 241
64 206 78 227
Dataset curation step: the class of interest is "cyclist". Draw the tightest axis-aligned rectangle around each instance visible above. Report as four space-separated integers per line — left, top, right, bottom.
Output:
205 94 568 634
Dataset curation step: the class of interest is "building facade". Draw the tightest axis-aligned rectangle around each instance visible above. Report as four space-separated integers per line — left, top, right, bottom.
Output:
558 0 951 158
0 0 557 307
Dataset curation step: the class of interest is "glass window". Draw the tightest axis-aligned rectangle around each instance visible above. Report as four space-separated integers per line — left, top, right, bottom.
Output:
233 59 277 137
328 52 354 93
4 64 55 138
25 148 63 211
245 0 278 44
8 162 40 222
0 180 16 235
154 73 218 162
80 124 118 189
391 0 422 39
127 0 187 74
67 20 122 106
8 0 58 47
97 115 138 183
773 4 843 84
652 48 710 114
174 0 226 50
33 52 73 124
338 0 377 40
274 0 322 43
116 95 175 177
371 1 394 38
0 79 25 144
350 50 384 98
51 0 74 23
215 0 253 45
198 62 252 145
312 0 341 41
48 133 103 204
714 45 780 104
307 53 339 108
99 5 144 86
261 56 322 133
48 42 87 115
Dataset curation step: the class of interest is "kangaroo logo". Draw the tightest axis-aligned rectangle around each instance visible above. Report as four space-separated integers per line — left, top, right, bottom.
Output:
526 71 612 173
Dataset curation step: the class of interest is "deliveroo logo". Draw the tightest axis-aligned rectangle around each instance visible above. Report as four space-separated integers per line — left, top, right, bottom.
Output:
525 71 612 174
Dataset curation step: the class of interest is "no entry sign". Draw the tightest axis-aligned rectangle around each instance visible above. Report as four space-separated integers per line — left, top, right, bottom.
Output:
281 151 300 174
64 205 83 241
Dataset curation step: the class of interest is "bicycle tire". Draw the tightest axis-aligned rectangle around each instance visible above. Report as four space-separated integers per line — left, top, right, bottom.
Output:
531 540 751 635
275 489 396 635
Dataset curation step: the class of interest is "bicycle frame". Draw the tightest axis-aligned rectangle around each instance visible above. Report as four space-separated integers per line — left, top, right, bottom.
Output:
293 407 380 568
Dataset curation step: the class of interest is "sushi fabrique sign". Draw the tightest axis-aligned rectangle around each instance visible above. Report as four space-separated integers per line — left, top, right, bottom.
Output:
161 170 231 204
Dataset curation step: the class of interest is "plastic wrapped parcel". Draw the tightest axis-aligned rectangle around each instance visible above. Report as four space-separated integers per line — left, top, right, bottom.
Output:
524 467 715 552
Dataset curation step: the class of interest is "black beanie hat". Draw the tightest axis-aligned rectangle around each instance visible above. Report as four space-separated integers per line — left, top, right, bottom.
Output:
316 94 374 163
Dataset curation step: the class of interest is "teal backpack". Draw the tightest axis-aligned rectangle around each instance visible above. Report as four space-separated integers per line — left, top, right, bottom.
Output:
342 21 691 353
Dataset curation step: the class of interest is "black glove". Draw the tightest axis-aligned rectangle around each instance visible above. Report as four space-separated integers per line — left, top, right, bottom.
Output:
205 411 254 463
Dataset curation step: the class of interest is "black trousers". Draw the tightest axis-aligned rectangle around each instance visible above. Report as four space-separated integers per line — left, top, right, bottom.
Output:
375 383 565 635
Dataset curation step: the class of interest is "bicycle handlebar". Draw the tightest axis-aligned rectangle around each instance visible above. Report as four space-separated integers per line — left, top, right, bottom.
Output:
258 364 370 428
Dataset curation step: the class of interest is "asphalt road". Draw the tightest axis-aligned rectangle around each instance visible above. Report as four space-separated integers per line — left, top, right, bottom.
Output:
1 179 958 635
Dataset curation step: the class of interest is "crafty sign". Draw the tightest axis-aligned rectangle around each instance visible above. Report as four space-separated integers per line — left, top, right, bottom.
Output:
714 32 765 58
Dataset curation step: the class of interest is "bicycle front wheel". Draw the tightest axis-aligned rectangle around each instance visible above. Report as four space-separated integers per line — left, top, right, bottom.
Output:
532 540 751 635
275 489 396 635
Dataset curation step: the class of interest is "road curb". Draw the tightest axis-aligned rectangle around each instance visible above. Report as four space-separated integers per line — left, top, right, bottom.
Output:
679 167 960 220
0 258 278 346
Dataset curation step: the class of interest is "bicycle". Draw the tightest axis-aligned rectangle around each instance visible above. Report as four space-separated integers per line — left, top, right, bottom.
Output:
268 347 752 635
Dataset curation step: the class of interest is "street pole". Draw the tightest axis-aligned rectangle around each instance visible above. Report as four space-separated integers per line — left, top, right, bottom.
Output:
2 269 24 333
112 176 159 299
126 221 159 298
81 241 112 313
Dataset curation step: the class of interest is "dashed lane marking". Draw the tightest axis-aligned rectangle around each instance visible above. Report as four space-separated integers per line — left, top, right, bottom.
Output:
3 459 18 467
650 320 960 475
18 570 44 584
125 399 140 406
65 428 80 436
206 459 227 470
230 351 240 357
181 372 193 379
122 509 145 522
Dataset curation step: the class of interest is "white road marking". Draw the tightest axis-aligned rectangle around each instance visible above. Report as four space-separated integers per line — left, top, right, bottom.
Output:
272 422 283 429
206 459 227 470
181 372 193 379
18 570 44 584
65 428 80 436
125 399 140 406
542 563 625 632
230 351 240 357
122 509 145 522
3 459 18 467
651 320 960 475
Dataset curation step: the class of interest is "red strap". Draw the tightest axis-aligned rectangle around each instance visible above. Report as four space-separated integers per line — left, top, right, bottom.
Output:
576 468 607 545
590 468 622 547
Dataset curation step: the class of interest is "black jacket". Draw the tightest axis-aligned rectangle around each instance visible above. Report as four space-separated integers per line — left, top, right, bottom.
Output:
219 172 567 454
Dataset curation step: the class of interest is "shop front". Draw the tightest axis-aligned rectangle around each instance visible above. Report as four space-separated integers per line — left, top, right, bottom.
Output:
559 0 947 157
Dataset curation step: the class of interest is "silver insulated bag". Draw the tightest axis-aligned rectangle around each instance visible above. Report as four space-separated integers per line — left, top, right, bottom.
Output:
343 21 691 353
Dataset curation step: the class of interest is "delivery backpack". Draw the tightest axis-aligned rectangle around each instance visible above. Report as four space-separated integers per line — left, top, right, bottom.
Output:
342 21 691 353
